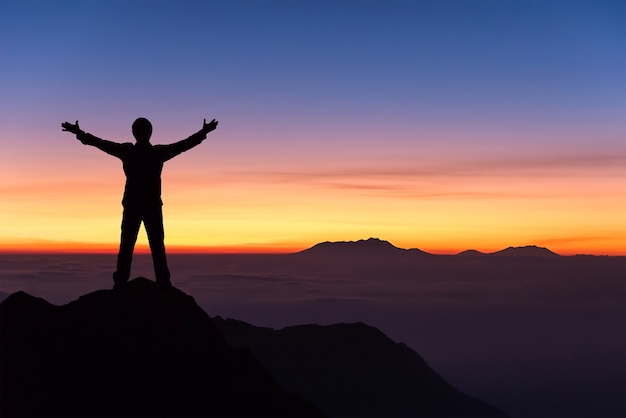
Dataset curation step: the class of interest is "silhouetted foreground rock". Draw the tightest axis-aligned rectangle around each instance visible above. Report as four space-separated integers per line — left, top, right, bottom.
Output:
215 318 507 417
0 278 322 417
1 277 506 418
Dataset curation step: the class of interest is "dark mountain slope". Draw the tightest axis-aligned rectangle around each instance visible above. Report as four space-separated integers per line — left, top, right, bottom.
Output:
1 276 506 418
215 317 507 417
0 278 322 417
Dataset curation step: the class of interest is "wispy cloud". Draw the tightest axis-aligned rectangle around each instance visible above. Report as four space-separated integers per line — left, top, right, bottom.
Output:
211 152 626 200
319 182 525 199
221 152 626 182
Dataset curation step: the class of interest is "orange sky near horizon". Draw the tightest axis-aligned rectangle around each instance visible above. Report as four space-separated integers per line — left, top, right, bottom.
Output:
2 128 625 256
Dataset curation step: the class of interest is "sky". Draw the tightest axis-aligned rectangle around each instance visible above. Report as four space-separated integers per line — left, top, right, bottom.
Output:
1 0 625 255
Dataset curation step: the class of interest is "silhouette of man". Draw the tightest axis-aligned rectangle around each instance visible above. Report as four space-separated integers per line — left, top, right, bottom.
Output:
62 117 218 289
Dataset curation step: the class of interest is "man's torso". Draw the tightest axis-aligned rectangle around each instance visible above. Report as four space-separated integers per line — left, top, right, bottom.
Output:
119 143 165 207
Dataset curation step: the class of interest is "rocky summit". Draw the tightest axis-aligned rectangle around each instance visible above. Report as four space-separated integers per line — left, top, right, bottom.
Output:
0 277 322 417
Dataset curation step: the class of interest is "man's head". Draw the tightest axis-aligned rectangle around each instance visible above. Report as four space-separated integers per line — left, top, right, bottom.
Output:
132 117 152 143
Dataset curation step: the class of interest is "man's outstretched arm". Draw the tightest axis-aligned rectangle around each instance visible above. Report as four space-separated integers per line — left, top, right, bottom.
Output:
159 118 218 161
61 120 125 158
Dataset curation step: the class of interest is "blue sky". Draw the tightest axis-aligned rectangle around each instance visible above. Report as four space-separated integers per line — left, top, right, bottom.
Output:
2 0 623 140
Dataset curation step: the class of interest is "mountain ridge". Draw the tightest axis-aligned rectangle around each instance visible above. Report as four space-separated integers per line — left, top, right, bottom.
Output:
1 277 506 417
297 238 560 256
214 317 506 417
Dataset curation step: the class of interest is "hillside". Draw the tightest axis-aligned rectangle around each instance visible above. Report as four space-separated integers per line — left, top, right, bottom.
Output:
215 317 506 417
0 278 322 417
0 277 506 417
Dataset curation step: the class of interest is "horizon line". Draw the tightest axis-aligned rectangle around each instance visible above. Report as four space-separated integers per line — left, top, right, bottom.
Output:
0 241 623 257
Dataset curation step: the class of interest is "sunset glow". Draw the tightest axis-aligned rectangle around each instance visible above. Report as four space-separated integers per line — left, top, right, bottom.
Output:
1 0 625 255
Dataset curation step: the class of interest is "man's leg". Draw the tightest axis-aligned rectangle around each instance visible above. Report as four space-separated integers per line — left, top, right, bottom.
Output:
113 207 141 289
144 205 171 287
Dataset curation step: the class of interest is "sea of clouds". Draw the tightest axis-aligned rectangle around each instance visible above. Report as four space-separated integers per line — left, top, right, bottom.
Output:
1 253 624 417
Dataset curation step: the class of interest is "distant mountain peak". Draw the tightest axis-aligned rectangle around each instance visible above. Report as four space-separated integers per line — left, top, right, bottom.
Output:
325 237 397 247
298 237 431 255
456 249 487 256
299 237 400 253
491 245 559 257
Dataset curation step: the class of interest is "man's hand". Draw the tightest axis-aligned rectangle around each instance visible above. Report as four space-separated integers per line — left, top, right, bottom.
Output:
62 121 84 136
201 118 218 135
